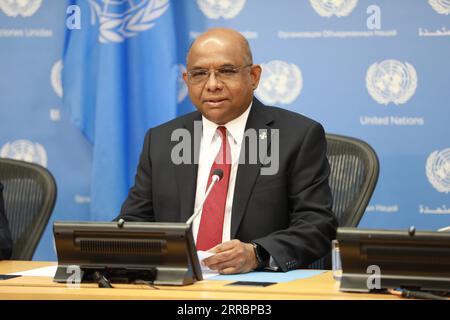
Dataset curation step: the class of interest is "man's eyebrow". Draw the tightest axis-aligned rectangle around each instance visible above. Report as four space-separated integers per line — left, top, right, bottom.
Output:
188 63 238 70
189 66 206 70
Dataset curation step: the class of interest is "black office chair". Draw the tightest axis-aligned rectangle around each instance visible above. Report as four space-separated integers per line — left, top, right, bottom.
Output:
0 158 57 260
308 133 379 269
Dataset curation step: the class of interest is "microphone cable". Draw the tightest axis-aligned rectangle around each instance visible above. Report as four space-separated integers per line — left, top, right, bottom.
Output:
388 289 449 300
93 271 114 288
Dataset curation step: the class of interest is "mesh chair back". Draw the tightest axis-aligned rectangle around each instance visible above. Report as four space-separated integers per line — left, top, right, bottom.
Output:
0 158 57 260
308 134 379 269
326 134 379 227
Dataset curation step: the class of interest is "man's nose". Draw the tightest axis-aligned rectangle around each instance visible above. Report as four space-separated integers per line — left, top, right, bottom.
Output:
205 71 223 91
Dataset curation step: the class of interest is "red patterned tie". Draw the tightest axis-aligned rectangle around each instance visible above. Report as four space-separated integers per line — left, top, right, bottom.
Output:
196 126 232 251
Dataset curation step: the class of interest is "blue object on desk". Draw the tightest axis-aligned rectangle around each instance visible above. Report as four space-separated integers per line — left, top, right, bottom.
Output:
210 270 325 283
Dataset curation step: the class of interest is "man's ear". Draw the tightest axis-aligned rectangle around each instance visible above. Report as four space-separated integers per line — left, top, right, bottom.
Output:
250 64 262 90
182 72 189 85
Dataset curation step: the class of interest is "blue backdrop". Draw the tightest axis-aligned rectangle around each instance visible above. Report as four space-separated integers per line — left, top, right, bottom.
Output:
0 0 449 261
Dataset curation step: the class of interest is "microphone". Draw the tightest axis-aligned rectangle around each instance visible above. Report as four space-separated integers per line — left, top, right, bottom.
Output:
212 168 223 181
186 169 224 225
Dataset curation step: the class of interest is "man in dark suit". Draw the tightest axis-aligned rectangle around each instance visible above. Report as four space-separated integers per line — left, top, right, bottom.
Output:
0 182 13 260
117 28 337 274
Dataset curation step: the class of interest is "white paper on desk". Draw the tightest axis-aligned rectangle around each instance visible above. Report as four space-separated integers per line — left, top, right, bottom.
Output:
438 225 450 232
197 250 219 279
9 265 58 277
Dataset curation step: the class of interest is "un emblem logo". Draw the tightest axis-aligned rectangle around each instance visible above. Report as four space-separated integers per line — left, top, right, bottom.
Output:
197 0 246 19
366 59 417 105
0 0 42 17
426 148 450 193
309 0 358 17
88 0 170 43
0 140 48 168
51 60 63 98
255 60 303 105
429 0 450 15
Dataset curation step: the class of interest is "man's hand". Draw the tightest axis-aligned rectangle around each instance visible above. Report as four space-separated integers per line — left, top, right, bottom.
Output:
202 239 258 274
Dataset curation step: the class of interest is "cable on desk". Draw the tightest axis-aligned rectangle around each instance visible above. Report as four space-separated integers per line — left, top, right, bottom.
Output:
93 271 114 288
388 289 449 300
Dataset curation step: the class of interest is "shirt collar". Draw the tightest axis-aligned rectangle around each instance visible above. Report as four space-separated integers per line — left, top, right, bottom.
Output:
201 101 253 146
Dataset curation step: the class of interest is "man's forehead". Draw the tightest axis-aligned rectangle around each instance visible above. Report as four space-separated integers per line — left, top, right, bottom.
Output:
187 55 243 68
186 29 250 67
194 29 244 47
187 44 244 68
189 36 238 58
195 37 226 49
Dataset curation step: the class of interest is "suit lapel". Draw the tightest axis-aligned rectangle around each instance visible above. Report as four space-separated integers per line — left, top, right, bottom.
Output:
175 112 202 222
230 99 274 238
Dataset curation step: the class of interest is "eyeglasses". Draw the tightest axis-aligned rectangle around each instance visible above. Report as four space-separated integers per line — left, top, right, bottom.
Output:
186 64 253 84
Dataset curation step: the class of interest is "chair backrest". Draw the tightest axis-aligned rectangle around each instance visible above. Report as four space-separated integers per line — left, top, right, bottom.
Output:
0 158 57 260
308 133 379 269
326 133 379 228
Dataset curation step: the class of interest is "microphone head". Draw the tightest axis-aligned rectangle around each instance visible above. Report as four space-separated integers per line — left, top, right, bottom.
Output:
212 169 224 181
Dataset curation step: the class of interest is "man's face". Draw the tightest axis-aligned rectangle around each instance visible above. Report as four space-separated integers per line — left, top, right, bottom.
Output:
183 36 261 125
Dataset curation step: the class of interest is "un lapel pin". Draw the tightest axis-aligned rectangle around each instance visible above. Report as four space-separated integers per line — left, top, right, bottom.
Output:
259 131 267 140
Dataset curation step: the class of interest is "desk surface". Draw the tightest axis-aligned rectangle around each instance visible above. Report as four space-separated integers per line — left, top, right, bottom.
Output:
0 261 399 300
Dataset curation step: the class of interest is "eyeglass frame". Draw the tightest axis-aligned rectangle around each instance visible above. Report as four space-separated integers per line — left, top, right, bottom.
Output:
185 64 254 85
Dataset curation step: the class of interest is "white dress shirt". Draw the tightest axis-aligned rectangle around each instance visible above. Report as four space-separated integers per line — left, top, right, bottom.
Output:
192 103 252 243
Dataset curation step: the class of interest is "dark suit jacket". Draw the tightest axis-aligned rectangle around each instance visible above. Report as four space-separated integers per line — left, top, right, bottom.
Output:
117 98 337 271
0 182 13 260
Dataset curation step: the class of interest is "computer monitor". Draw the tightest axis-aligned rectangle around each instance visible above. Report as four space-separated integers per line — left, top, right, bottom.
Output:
337 227 450 293
53 220 203 286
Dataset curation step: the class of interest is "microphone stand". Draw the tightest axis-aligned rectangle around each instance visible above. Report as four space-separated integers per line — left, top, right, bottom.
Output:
186 174 220 225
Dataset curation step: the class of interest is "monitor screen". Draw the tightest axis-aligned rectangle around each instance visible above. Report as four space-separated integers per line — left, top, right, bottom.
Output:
337 227 450 293
53 220 202 286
